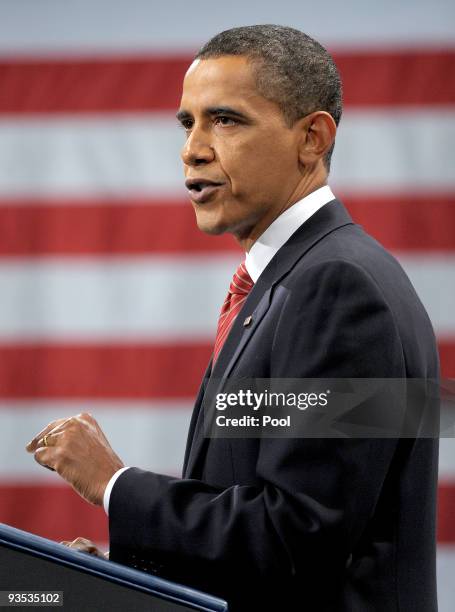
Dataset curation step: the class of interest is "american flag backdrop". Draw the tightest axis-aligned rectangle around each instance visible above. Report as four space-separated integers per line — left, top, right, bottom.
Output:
0 0 454 607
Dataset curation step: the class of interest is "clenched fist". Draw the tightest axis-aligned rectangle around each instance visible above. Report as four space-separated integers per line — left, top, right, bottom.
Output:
26 413 124 506
61 537 109 559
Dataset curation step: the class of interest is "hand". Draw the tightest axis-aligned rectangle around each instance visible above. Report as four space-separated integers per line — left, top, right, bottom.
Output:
26 413 124 506
61 537 109 559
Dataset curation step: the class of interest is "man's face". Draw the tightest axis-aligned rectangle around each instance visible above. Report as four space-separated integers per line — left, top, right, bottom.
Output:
177 55 305 243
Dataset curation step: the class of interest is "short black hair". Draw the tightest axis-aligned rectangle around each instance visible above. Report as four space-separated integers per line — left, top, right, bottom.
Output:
195 24 342 171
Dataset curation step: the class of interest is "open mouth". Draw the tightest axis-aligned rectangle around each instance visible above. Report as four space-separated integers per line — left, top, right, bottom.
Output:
190 182 212 192
186 179 222 192
185 179 224 203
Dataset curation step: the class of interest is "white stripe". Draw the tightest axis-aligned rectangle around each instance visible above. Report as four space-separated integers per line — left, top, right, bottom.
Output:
437 546 455 612
438 437 455 482
0 255 452 339
0 0 453 52
1 401 453 481
0 112 454 198
0 115 185 199
0 256 240 340
396 254 455 336
0 401 192 481
331 110 455 193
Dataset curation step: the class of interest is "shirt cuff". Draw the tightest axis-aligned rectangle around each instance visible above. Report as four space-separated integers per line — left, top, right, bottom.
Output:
103 466 130 515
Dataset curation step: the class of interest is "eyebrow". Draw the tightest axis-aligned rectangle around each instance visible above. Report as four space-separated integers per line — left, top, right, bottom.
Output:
176 106 249 122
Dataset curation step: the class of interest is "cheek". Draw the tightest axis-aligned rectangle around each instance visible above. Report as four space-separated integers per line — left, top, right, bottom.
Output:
220 142 275 195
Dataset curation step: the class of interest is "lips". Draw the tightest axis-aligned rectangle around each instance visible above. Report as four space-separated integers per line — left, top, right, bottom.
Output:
185 178 224 204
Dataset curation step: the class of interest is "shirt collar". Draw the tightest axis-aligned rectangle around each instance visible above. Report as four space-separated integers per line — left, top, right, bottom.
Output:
245 185 335 283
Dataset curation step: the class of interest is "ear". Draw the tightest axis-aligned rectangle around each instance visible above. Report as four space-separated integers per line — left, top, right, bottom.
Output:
297 111 337 166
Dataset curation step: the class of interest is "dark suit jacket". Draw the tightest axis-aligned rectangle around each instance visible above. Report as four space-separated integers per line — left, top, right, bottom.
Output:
109 199 439 611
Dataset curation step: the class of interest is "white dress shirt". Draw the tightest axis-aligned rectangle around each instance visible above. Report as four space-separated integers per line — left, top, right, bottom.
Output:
245 184 335 281
103 184 336 515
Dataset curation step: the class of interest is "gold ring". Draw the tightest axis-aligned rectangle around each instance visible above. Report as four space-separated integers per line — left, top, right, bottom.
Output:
43 434 49 447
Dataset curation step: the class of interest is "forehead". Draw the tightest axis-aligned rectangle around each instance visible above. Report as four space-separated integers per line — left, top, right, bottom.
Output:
180 55 264 110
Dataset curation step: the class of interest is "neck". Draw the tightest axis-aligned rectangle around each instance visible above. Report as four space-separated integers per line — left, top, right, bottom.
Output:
235 171 328 252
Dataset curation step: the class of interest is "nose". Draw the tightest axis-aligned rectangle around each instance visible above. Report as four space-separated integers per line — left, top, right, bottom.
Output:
181 126 215 166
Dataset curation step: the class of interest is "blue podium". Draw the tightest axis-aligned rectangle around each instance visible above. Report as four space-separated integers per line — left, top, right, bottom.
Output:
0 523 228 611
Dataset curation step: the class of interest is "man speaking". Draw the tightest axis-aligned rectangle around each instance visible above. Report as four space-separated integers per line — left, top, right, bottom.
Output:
26 25 439 611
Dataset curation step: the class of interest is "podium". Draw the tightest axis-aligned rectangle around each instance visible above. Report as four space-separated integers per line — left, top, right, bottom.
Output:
0 523 228 611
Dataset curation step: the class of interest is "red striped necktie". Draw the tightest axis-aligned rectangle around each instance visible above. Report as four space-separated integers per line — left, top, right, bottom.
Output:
213 261 254 364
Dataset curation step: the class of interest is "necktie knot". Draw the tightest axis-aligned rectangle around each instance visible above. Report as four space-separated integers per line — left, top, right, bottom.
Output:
229 262 254 297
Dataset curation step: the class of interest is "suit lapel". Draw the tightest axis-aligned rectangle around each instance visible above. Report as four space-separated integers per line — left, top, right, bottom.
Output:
182 359 212 477
183 199 354 478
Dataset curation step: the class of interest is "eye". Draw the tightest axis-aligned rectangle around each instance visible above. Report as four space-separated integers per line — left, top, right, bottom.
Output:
178 119 193 131
214 116 237 127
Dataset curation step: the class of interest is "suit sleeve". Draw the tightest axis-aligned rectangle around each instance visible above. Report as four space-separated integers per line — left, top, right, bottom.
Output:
108 260 405 594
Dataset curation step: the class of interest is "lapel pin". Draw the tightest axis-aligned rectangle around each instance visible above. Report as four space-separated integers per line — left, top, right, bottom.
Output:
243 315 253 327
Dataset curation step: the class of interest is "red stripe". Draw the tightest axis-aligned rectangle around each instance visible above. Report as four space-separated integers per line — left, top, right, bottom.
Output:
0 200 240 255
0 50 453 113
0 344 212 399
437 481 455 544
0 484 107 543
337 49 455 107
344 194 455 251
0 194 453 255
0 482 453 544
0 56 188 114
439 340 455 378
0 340 452 399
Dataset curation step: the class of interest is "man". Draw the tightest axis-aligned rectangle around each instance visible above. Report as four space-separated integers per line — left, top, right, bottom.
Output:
27 25 439 611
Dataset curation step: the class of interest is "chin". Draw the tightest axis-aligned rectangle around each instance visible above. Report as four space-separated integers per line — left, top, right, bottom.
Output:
194 211 229 236
196 220 226 236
